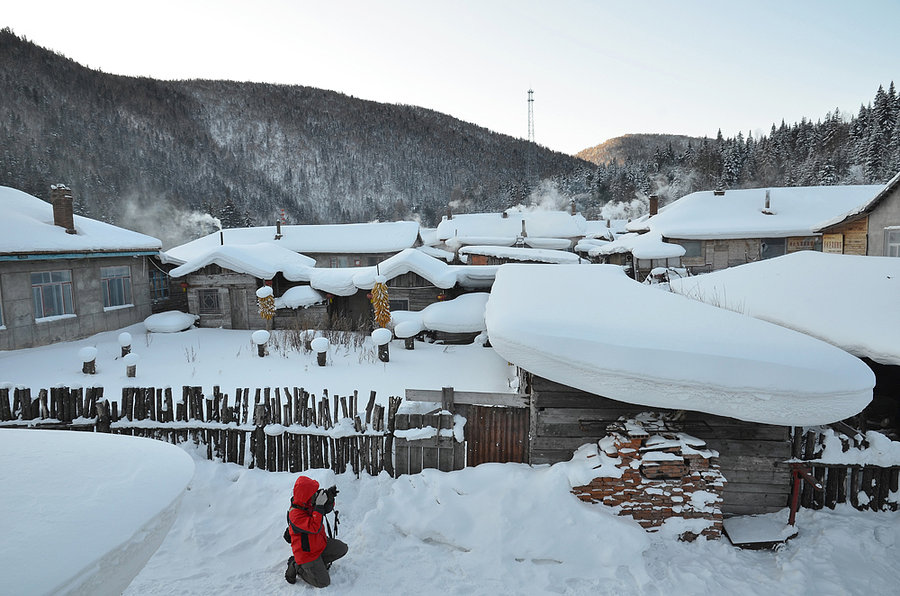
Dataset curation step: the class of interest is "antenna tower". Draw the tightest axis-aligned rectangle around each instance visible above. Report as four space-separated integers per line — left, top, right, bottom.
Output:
527 89 534 143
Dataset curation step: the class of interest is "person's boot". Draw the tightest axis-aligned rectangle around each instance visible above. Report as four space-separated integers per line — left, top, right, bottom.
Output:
285 556 297 584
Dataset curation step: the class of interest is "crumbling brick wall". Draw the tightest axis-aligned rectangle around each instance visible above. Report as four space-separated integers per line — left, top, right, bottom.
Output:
572 415 726 540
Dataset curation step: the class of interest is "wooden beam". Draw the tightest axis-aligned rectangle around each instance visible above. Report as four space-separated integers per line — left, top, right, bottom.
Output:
405 389 528 408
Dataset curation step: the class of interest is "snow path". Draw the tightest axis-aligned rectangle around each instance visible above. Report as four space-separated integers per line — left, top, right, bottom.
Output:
125 447 900 595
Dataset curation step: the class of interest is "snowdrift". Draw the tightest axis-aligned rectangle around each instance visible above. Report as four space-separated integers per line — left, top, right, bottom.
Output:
0 430 194 595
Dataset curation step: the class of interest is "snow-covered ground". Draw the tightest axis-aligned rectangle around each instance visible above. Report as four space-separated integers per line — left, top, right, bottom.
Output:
0 323 518 407
2 323 900 594
120 447 900 595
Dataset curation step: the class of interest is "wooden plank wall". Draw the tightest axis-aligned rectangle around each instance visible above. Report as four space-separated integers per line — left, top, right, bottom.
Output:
529 375 792 515
394 412 464 475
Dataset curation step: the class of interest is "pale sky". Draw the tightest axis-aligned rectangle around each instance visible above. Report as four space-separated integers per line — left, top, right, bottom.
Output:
5 0 900 155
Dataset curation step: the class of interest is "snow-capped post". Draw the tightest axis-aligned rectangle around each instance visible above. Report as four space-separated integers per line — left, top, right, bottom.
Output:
251 330 270 357
256 285 275 331
311 337 329 367
371 327 392 363
118 332 132 357
123 352 139 378
79 346 97 375
394 320 420 350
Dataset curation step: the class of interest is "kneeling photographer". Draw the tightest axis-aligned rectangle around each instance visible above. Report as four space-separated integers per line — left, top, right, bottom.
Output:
284 475 347 588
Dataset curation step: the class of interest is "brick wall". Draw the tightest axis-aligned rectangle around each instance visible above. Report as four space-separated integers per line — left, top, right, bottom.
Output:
572 416 726 540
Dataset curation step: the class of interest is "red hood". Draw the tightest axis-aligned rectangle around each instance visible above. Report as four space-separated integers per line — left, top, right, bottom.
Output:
292 475 320 505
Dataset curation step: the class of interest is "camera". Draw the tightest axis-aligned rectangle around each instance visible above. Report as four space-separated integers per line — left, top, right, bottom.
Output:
326 485 339 499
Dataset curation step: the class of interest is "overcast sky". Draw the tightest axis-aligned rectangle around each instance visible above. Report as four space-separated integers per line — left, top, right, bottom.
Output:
5 0 899 155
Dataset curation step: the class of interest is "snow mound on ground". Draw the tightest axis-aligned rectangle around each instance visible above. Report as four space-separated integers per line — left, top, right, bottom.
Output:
144 311 198 333
0 430 193 596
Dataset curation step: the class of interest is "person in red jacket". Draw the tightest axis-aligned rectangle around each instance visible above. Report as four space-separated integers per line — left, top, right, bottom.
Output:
284 475 348 588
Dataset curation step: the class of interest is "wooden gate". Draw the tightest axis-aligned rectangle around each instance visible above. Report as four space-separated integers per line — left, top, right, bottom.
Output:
404 388 529 470
463 404 529 466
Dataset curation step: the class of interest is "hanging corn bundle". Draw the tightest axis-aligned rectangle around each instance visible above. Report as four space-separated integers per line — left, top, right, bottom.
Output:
256 285 276 321
371 275 391 329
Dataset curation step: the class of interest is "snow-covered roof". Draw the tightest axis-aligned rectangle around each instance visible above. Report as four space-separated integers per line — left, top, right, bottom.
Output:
352 248 458 290
485 264 874 425
164 220 420 263
670 251 900 366
0 185 161 254
392 293 490 334
274 285 325 309
816 172 900 231
592 232 686 260
459 245 586 264
627 185 883 240
436 210 587 248
168 242 316 280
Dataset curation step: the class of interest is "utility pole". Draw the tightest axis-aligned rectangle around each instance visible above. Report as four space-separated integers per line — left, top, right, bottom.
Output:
527 89 535 143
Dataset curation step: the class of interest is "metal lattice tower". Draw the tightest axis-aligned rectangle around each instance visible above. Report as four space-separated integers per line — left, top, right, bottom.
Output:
527 89 534 143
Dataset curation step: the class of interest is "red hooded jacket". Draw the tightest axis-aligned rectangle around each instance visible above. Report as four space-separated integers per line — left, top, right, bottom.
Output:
287 476 328 564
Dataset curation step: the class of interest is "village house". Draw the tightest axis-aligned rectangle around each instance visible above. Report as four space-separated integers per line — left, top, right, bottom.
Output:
669 251 900 437
484 264 875 536
815 170 900 256
626 184 884 273
0 185 161 350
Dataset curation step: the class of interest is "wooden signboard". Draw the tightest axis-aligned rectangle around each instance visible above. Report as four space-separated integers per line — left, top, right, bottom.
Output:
823 233 844 254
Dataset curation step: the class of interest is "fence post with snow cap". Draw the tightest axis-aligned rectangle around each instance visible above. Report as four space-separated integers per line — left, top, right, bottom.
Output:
119 332 132 357
251 330 270 357
311 337 329 367
124 353 139 378
79 347 97 375
372 327 391 363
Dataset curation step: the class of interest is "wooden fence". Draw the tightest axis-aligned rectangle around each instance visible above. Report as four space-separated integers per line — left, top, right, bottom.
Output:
0 385 402 477
792 426 900 512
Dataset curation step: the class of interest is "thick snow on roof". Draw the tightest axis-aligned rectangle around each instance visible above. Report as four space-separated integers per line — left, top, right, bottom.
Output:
1 429 193 595
165 220 420 263
393 293 490 334
485 264 874 425
0 185 161 254
436 211 587 246
817 171 900 230
352 248 457 290
168 242 316 279
274 286 325 309
592 232 686 260
627 185 882 240
460 245 586 264
670 251 900 366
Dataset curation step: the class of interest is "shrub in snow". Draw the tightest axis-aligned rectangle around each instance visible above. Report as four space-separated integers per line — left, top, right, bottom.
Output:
79 347 98 375
144 311 198 333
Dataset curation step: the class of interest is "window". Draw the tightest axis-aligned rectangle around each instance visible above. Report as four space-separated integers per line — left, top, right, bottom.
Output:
886 229 900 257
680 240 702 259
149 269 170 301
101 266 132 308
198 289 221 314
388 299 409 312
0 282 4 327
31 270 74 318
760 238 786 260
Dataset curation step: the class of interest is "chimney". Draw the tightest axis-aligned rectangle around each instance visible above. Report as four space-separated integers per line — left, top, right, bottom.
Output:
501 210 508 219
606 219 611 228
520 219 528 238
275 220 283 240
50 184 76 234
219 230 224 245
446 206 453 220
569 199 576 215
765 189 771 210
713 189 726 196
649 194 659 217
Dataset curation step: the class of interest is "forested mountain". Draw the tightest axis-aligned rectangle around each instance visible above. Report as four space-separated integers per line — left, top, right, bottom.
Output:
580 85 900 219
0 30 595 246
3 28 898 246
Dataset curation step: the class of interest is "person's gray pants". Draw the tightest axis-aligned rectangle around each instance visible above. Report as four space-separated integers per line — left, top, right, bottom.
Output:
295 538 349 588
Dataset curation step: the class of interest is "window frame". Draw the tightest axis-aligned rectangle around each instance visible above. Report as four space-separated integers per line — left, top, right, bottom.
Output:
886 228 900 257
31 270 75 319
149 269 170 301
198 289 221 314
101 265 133 309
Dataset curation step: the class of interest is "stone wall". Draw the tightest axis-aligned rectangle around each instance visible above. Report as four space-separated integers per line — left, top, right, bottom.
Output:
571 416 726 540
